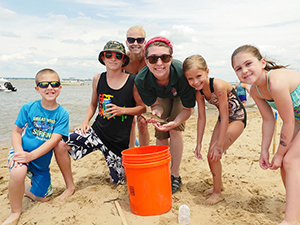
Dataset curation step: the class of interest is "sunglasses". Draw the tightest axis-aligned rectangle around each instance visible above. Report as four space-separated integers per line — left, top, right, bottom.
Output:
37 81 61 88
104 52 124 60
127 37 145 44
147 54 172 64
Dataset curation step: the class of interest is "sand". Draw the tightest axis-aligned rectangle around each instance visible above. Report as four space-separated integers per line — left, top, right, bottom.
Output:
0 109 286 225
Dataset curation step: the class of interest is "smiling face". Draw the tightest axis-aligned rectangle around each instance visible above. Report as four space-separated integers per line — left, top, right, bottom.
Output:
126 28 145 55
35 72 61 102
232 52 266 85
145 45 172 81
184 68 209 90
183 54 209 90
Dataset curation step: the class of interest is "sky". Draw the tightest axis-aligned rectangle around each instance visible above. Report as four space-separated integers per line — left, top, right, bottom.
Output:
0 0 300 82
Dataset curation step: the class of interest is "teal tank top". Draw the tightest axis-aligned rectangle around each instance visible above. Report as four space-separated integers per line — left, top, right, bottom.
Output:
255 70 300 123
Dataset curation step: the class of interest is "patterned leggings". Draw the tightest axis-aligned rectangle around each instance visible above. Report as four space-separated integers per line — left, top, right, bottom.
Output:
62 128 125 184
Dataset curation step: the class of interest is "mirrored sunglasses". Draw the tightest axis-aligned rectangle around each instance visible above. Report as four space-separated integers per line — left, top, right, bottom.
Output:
127 37 145 44
37 81 61 88
104 52 124 60
147 54 172 64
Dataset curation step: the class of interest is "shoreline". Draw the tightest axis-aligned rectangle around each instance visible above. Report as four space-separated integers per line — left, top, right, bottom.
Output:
0 105 258 149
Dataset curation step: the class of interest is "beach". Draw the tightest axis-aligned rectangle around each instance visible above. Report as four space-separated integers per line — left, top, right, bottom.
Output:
0 109 285 225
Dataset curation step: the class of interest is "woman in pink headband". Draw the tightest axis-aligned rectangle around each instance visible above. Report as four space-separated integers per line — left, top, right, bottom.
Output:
135 37 196 193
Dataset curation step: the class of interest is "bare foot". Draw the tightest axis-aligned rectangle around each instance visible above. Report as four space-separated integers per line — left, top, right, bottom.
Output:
203 187 224 197
203 193 224 205
1 212 21 225
24 183 50 202
58 188 75 200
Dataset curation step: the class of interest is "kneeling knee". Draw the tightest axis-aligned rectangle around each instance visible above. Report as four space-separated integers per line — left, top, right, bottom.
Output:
283 154 300 171
10 166 27 182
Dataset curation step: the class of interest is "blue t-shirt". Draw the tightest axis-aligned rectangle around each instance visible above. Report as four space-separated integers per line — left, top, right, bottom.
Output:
15 100 69 171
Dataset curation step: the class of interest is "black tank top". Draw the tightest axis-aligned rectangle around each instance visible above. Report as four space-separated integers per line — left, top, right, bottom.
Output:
92 72 136 156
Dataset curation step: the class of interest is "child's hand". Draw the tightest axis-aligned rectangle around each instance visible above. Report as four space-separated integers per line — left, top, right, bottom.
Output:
209 146 223 161
194 145 202 159
259 150 271 170
11 151 31 165
105 103 121 119
269 153 283 170
9 159 25 169
74 124 90 135
8 157 17 169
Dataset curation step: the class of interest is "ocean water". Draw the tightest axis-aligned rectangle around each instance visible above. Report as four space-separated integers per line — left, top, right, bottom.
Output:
0 79 257 148
0 79 93 147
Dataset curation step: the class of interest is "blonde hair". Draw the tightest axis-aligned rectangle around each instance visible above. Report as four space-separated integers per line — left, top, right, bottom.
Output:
183 54 208 72
126 25 146 37
35 68 60 84
231 45 287 71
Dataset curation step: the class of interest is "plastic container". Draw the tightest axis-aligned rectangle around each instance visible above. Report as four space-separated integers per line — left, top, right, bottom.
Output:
122 145 172 216
122 145 170 159
122 151 171 164
178 204 190 225
122 145 170 164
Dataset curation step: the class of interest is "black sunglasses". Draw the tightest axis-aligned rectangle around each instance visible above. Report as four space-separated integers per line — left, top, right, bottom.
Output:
37 81 61 88
127 37 145 44
147 54 172 64
104 52 124 60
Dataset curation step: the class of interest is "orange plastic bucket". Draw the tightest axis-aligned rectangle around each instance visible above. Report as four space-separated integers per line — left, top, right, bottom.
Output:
122 151 171 164
122 145 170 164
122 145 170 159
123 156 172 216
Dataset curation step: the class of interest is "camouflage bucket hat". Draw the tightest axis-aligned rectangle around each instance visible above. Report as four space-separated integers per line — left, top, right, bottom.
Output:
98 40 130 67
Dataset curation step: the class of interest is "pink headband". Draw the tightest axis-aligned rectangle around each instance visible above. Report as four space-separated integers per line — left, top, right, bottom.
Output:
144 37 173 54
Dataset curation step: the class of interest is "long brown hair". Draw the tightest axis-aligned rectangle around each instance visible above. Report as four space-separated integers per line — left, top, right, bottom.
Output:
231 45 287 71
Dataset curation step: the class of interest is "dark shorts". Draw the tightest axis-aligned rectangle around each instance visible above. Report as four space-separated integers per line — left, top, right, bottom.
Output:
238 95 247 102
155 97 185 140
62 128 125 184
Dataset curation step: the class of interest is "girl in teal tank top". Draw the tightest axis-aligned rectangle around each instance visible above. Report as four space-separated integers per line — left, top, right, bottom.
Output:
231 44 300 225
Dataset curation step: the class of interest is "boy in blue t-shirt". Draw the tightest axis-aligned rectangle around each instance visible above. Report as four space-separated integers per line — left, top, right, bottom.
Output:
2 69 69 225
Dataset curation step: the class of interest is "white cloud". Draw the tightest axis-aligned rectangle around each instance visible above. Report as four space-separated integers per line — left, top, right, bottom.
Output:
46 13 68 20
72 0 129 7
0 6 15 18
29 58 58 66
96 13 108 18
172 25 195 35
0 0 300 81
0 50 35 62
0 31 20 38
78 12 85 17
